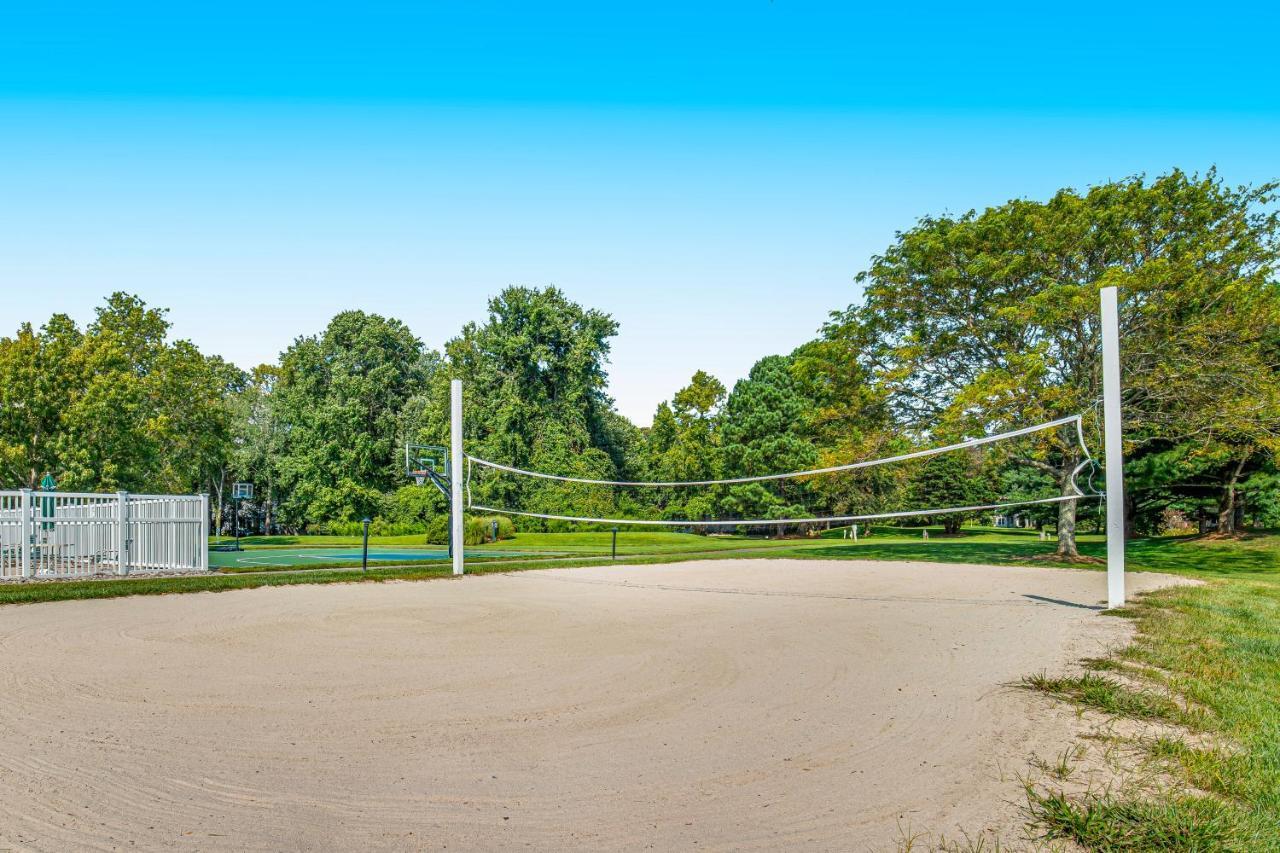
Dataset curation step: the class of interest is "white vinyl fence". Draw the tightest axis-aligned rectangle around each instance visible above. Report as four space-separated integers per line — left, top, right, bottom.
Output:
0 490 209 579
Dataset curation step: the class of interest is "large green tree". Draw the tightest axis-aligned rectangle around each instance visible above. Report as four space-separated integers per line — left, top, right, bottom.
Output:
644 370 726 520
274 311 428 526
839 170 1280 555
907 451 991 534
790 333 902 519
410 286 625 527
0 294 237 494
0 315 82 488
718 355 818 525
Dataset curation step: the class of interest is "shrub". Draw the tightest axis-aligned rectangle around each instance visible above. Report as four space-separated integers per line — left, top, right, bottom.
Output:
425 513 450 545
489 515 516 540
466 515 517 544
464 516 488 545
426 515 516 545
309 518 426 537
382 484 445 528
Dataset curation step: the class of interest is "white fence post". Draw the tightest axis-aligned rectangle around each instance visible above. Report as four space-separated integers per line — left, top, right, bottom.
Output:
117 490 130 576
19 488 32 578
200 493 210 571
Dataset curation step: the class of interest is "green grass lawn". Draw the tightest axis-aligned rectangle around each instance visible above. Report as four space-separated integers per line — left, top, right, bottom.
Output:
207 530 807 572
221 530 806 554
11 525 1280 847
478 530 805 555
796 526 1280 577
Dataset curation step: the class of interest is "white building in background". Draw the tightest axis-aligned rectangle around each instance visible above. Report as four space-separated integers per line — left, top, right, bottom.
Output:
990 512 1036 529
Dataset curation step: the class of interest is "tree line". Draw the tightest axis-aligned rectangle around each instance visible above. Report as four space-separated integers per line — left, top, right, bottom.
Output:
2 169 1277 557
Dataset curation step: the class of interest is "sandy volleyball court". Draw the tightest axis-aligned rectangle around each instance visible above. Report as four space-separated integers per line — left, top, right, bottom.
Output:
0 560 1187 851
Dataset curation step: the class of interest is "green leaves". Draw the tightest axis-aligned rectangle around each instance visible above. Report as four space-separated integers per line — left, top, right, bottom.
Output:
272 311 428 526
718 355 819 522
407 286 627 530
0 293 237 494
908 451 990 534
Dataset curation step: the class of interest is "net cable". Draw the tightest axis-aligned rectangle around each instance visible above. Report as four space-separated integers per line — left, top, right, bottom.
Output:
465 413 1085 487
464 412 1103 528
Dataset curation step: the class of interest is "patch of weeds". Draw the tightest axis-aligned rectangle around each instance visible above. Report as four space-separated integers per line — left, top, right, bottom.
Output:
894 824 1009 853
1083 657 1125 672
1026 786 1258 851
1020 672 1201 727
1030 745 1086 782
1144 737 1259 803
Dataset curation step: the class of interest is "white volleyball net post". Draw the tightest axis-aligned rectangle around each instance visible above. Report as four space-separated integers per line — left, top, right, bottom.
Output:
450 379 465 576
1100 287 1126 608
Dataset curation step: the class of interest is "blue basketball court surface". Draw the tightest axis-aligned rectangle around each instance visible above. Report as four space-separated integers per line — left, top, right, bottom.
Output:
208 547 533 570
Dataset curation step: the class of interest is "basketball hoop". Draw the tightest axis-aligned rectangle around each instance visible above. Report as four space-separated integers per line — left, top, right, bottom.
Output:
405 444 451 498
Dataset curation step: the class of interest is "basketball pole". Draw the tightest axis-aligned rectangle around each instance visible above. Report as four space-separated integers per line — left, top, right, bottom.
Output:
1100 287 1125 608
450 379 465 576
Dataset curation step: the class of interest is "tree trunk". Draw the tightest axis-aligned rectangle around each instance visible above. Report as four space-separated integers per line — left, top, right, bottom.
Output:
1019 434 1085 557
1055 445 1081 558
1055 496 1079 557
1216 453 1250 535
1216 492 1234 535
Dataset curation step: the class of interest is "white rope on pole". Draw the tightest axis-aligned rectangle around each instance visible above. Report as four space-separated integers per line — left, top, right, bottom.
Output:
469 492 1098 528
464 414 1084 488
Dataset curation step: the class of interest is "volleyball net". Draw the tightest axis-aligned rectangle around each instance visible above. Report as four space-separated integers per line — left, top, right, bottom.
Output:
460 413 1102 528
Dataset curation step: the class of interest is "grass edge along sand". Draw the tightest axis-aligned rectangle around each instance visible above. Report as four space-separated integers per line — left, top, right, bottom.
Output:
1018 542 1280 850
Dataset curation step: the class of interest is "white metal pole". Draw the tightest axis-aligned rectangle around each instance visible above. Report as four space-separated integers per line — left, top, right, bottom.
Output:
19 488 32 578
450 379 465 576
117 490 130 576
1100 287 1126 608
200 493 210 572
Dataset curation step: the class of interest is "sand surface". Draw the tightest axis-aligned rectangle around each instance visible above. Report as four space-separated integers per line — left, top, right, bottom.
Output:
0 560 1188 851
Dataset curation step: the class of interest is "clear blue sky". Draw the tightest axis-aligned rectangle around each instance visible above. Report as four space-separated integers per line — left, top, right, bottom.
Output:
3 1 1277 423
